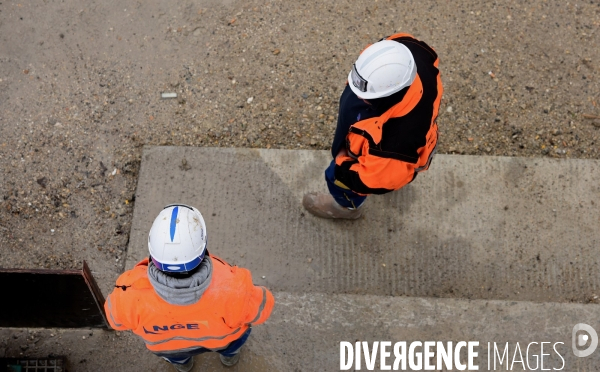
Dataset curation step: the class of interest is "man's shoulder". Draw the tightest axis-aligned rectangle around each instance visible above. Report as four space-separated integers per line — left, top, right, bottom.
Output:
391 37 439 69
208 253 232 268
115 262 151 289
208 254 253 285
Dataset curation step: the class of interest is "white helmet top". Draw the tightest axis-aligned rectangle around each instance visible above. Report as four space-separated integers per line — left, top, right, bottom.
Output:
148 204 207 273
348 39 417 100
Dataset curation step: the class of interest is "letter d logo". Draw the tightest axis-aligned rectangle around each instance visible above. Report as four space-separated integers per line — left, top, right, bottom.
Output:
572 323 598 357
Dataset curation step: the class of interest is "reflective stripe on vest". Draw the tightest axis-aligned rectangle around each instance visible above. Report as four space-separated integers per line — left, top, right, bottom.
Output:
106 297 123 328
143 327 244 346
248 287 267 323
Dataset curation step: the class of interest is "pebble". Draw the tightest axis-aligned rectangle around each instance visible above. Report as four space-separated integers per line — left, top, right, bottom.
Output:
247 97 254 104
446 106 453 113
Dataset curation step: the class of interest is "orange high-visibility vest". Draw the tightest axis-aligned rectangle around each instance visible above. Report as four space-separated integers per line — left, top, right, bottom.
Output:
335 33 443 194
104 255 274 353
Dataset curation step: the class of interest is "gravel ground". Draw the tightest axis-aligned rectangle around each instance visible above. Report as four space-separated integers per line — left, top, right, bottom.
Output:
0 0 599 369
2 0 600 279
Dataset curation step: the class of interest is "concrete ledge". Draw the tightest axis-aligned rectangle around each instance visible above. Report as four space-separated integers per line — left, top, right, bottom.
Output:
128 147 600 303
252 292 600 371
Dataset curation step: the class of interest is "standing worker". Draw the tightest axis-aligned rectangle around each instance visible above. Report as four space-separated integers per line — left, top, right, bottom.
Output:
105 204 274 371
303 33 443 219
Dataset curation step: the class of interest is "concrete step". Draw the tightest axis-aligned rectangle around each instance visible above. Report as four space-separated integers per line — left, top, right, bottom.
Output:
4 292 600 371
126 147 600 303
251 292 600 371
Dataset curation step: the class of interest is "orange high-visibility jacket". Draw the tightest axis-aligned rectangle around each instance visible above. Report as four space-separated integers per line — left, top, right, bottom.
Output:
335 33 443 194
104 255 274 353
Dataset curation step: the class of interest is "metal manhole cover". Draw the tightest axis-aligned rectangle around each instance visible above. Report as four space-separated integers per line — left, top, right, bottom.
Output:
1 357 66 372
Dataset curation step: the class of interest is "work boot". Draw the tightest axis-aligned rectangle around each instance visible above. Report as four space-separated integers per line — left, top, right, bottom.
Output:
302 192 362 220
219 353 240 367
172 357 194 372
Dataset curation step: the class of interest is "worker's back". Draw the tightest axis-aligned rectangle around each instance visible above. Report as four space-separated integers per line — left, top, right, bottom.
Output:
105 254 273 354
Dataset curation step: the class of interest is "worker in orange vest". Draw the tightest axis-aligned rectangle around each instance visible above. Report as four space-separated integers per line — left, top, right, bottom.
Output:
105 204 274 371
303 33 443 219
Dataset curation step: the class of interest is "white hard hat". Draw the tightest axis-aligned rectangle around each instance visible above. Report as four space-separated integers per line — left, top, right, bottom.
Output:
148 204 207 273
348 40 417 100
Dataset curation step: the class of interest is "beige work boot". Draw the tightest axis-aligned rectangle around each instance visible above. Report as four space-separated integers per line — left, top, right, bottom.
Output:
302 192 363 220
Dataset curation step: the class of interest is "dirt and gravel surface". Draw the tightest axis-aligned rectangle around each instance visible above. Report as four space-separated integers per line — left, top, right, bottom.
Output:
1 0 599 370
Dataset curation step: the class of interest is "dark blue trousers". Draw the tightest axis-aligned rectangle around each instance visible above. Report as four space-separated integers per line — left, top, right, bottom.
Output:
326 86 375 209
325 160 367 209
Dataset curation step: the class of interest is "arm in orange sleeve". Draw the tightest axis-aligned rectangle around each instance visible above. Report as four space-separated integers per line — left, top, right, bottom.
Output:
243 285 275 326
104 291 131 331
334 154 416 194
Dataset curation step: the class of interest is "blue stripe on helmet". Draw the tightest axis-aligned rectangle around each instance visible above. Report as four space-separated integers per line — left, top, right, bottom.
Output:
169 206 179 242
